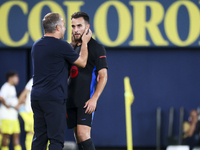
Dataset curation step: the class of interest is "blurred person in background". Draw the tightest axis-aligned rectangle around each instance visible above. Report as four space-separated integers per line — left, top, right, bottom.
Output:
15 78 33 150
183 109 200 150
0 96 5 148
0 96 2 149
0 71 22 150
0 96 10 149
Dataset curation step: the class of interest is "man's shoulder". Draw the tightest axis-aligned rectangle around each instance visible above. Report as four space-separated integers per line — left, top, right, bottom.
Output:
32 38 41 47
89 38 103 46
1 82 9 89
88 38 105 51
56 39 71 49
33 37 69 46
32 37 71 54
0 83 11 92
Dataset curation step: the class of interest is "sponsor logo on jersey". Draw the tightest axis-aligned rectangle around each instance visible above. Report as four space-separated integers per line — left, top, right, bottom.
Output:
70 66 78 78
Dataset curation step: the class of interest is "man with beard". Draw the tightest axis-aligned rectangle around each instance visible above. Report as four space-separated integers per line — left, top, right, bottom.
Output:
31 13 92 150
67 12 108 150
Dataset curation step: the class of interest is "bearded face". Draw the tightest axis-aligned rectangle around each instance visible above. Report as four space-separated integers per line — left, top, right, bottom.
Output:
71 17 88 42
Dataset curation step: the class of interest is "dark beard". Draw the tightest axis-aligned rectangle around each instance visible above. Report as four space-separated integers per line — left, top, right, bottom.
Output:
74 34 83 43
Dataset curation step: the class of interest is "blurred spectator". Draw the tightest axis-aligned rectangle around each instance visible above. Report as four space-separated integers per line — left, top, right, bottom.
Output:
0 96 4 148
15 78 34 150
0 91 12 149
0 71 22 150
183 109 200 150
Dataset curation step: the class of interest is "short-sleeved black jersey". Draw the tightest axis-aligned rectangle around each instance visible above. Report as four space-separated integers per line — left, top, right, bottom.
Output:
67 38 108 108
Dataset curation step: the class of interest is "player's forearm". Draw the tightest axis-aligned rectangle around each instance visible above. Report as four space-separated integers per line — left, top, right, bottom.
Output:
18 97 26 104
92 74 107 101
0 97 9 108
79 42 88 67
18 90 28 104
0 97 6 105
0 96 3 102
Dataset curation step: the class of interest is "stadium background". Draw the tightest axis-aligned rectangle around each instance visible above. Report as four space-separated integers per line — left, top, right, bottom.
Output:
0 0 200 149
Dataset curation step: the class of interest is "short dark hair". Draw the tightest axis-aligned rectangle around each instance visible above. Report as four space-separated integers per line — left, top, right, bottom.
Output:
71 12 90 24
5 71 18 81
42 13 62 34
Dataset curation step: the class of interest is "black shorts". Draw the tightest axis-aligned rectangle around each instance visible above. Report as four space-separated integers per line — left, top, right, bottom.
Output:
66 107 95 129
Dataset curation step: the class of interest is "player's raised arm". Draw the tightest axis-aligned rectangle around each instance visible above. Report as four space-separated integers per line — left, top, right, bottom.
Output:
73 29 92 68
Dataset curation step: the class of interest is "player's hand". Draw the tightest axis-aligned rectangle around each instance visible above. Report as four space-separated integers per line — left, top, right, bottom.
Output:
84 97 97 114
82 28 92 44
5 104 11 109
14 104 20 111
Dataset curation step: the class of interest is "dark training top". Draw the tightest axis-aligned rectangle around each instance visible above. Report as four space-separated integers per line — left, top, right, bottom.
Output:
67 38 108 108
193 121 200 135
31 36 79 101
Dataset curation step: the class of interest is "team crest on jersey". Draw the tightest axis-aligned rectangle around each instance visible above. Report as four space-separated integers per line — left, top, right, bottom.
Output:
70 66 78 78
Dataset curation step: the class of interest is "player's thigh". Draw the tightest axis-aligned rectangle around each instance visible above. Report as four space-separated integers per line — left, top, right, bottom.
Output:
76 107 93 140
73 127 80 143
12 133 20 145
67 107 77 129
77 107 95 127
20 112 34 133
13 120 20 134
76 125 91 135
1 120 13 135
76 124 91 142
2 133 10 146
27 112 34 133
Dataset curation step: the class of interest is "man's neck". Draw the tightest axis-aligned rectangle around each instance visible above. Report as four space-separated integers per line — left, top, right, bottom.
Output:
76 37 91 46
7 81 14 86
44 33 60 39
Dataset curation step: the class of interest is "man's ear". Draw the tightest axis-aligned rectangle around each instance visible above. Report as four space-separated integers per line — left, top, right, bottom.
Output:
86 24 90 29
56 25 61 31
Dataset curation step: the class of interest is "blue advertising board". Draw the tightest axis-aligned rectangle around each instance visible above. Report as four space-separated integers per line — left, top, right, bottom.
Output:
0 0 200 47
